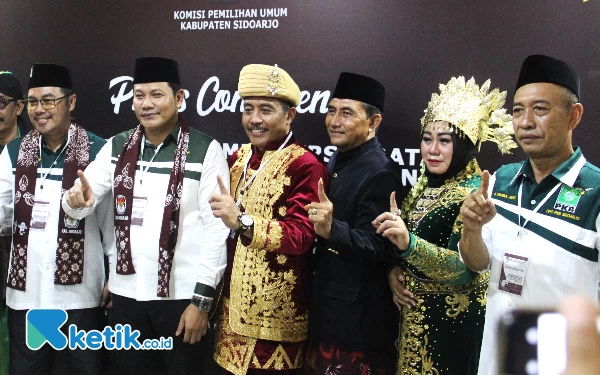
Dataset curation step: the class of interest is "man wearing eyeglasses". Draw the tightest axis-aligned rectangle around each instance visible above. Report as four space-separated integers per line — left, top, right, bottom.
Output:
0 72 26 152
0 64 109 375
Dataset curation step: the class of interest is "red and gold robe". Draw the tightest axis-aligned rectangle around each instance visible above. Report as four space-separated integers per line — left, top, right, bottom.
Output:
214 136 328 375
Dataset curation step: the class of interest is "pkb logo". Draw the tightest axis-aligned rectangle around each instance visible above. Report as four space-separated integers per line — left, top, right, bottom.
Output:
26 309 172 350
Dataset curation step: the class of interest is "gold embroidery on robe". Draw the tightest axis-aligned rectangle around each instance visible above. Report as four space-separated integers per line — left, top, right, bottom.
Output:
251 341 305 370
228 144 309 342
406 238 466 281
214 298 258 375
398 298 441 375
215 298 305 374
445 293 470 318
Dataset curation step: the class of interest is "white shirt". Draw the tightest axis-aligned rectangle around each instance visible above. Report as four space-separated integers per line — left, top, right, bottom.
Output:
0 145 111 310
63 132 229 301
476 155 600 375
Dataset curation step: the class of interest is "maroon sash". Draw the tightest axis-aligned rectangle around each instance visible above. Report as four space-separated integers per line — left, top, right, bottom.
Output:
113 121 190 297
9 122 90 291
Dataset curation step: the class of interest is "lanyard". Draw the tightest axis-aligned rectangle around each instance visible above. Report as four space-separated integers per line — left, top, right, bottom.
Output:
138 128 181 186
516 179 561 236
139 136 163 186
38 132 70 190
235 131 293 207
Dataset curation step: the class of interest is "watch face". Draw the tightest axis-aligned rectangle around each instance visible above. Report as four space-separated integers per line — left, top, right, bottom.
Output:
240 214 253 227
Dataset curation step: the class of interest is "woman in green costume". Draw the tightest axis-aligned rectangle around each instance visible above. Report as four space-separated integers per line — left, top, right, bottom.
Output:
373 76 516 375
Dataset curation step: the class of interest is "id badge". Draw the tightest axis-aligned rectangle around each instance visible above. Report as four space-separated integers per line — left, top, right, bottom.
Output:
131 196 148 226
30 201 50 230
498 253 529 296
0 208 13 235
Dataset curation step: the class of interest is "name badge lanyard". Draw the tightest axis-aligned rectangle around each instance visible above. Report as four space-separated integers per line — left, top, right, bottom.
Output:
38 131 71 193
235 131 293 208
137 129 181 192
516 180 562 239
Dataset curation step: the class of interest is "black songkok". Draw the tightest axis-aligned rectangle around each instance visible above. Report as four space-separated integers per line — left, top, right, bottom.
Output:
28 64 73 90
515 55 580 100
332 72 385 112
0 72 23 99
133 57 180 85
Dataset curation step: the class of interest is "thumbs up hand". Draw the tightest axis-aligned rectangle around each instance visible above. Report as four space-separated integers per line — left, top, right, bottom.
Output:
459 170 497 232
65 170 96 209
305 178 333 239
372 192 410 251
208 175 241 230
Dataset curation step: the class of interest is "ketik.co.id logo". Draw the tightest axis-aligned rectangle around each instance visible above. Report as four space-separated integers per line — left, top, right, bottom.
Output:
26 309 172 350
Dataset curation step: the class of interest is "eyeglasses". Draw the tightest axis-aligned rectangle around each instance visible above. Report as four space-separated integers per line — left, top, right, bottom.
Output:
0 98 19 110
26 94 70 111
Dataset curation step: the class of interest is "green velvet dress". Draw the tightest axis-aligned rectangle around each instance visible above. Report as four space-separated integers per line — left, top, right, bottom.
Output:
395 159 489 375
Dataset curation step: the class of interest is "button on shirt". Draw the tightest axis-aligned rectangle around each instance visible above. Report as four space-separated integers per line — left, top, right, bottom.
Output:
476 148 600 375
0 132 109 310
63 125 229 301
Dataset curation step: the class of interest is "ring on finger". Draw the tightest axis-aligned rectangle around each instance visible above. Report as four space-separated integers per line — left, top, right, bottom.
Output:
309 208 318 216
391 213 398 221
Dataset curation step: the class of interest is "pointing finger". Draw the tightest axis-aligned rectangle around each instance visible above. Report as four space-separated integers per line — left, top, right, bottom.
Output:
318 178 329 203
390 191 399 213
77 170 91 191
479 170 490 199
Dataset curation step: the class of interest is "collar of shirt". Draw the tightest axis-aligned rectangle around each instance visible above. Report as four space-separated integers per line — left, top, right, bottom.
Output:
143 122 180 151
41 136 68 157
331 136 379 172
510 147 584 188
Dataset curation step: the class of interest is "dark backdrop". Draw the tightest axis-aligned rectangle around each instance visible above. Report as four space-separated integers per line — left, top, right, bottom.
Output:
1 0 599 187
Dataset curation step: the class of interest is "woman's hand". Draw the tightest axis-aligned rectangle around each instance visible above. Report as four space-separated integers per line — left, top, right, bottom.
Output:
373 191 410 251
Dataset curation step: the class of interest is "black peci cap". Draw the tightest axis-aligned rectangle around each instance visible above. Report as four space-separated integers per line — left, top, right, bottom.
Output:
332 72 385 112
515 55 580 100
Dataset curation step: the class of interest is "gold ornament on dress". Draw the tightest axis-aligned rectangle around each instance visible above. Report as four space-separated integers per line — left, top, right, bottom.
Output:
227 144 310 342
421 76 516 154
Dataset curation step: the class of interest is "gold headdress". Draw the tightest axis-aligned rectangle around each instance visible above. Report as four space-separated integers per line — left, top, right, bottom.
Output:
238 64 301 106
421 76 516 154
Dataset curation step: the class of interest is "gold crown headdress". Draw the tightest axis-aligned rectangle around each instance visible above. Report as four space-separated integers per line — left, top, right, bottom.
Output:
421 76 516 154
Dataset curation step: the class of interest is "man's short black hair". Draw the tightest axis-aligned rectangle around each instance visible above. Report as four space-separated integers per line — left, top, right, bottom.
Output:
168 83 181 96
280 100 291 112
60 88 74 96
362 102 381 118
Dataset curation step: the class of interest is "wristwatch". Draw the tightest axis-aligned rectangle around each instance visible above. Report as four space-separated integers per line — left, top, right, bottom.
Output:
191 295 213 312
236 213 254 234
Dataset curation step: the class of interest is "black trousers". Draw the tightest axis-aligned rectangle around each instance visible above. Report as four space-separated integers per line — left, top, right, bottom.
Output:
8 306 106 375
111 294 213 375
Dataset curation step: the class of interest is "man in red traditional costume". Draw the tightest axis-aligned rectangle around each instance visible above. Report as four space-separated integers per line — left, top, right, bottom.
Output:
209 63 328 375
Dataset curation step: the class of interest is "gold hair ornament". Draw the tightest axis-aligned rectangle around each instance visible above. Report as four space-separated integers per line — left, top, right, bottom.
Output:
421 76 516 154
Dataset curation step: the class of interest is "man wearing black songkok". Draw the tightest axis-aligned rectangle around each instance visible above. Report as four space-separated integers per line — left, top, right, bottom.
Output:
305 73 404 374
64 57 229 374
0 64 108 375
0 72 27 152
460 55 600 375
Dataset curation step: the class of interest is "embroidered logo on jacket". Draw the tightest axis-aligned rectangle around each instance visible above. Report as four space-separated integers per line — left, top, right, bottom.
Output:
553 186 583 213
